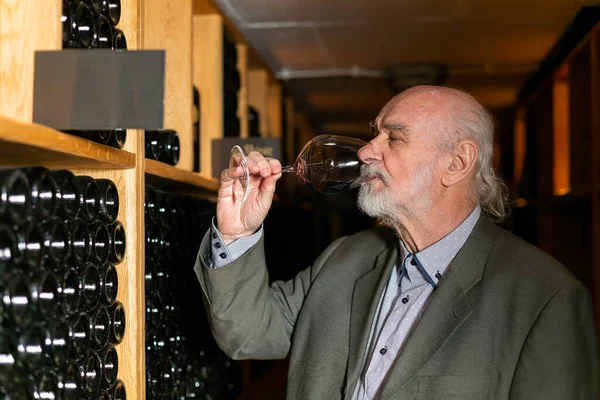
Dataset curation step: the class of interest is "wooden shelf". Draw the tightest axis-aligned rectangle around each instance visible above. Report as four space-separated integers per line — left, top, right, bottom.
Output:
144 158 219 193
0 116 136 169
0 0 280 397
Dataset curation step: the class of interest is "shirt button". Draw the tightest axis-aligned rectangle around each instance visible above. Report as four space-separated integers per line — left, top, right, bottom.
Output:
212 232 217 239
379 348 387 355
219 252 227 259
215 242 222 248
401 297 409 304
410 259 416 266
435 272 442 280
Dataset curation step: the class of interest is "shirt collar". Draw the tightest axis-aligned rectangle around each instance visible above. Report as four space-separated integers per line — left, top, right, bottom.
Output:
398 203 481 286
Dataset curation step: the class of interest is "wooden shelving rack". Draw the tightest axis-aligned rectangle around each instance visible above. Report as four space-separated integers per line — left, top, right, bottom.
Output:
0 0 300 397
510 9 600 340
0 117 136 169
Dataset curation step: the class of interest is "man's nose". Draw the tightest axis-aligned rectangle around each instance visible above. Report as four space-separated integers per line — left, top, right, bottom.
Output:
358 140 381 164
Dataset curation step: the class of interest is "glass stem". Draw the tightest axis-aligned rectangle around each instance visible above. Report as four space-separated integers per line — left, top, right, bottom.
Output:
281 165 295 173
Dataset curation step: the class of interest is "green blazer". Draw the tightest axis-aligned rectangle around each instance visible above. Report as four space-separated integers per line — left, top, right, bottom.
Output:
195 213 599 399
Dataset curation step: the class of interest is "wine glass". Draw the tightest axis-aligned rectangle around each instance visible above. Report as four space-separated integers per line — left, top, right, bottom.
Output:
228 134 368 201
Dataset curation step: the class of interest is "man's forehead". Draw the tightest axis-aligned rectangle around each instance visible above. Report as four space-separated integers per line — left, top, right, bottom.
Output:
377 94 449 126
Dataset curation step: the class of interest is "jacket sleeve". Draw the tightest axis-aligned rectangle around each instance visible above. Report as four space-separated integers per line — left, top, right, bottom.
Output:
509 283 600 399
194 229 348 360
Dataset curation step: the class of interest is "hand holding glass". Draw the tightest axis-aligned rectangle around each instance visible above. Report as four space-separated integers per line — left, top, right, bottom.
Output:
228 135 367 201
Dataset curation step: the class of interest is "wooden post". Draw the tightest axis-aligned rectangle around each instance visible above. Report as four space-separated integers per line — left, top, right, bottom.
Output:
143 0 194 171
590 30 600 341
237 43 249 139
267 78 282 138
284 98 296 164
248 69 269 137
192 14 224 177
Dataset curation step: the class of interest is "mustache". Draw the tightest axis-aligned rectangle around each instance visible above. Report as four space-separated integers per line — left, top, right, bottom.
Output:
360 164 392 185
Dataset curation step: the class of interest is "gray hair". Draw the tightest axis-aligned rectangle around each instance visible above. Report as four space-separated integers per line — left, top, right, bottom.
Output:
448 93 510 222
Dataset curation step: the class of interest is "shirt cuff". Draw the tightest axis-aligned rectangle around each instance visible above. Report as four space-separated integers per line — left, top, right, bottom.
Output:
209 217 263 268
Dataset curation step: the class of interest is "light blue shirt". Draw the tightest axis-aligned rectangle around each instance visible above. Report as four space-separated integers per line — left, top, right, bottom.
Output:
207 204 481 398
351 203 481 399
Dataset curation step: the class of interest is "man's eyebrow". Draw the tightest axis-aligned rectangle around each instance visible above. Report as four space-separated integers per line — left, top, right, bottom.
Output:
383 123 409 133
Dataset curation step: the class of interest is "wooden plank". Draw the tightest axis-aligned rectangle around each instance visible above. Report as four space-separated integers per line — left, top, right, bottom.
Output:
284 97 296 165
0 0 61 122
143 0 193 171
529 84 555 253
590 29 600 343
192 0 243 44
120 0 143 49
116 1 145 397
192 0 220 15
534 83 555 201
192 0 276 83
145 158 219 194
568 42 592 191
237 44 249 139
513 107 526 183
552 75 571 196
0 116 135 169
267 78 282 138
517 8 600 106
193 14 224 177
248 69 269 137
71 133 145 400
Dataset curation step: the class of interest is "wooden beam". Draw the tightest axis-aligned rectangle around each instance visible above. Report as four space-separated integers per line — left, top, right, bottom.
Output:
267 78 282 138
552 76 571 196
143 0 193 171
284 98 296 164
237 44 249 138
267 80 283 137
0 0 61 122
193 14 224 176
513 107 527 183
248 69 269 137
590 27 600 343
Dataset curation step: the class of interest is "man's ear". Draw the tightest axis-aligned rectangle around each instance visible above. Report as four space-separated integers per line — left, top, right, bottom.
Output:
441 140 478 187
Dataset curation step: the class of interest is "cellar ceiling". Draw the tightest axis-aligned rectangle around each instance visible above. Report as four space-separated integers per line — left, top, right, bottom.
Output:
214 0 598 138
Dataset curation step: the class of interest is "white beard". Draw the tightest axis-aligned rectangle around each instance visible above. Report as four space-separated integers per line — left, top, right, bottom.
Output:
357 163 435 224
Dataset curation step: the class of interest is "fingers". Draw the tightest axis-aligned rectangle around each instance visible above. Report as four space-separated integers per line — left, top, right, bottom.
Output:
260 172 282 194
268 158 282 175
219 165 242 195
219 151 282 197
246 151 282 178
221 165 243 183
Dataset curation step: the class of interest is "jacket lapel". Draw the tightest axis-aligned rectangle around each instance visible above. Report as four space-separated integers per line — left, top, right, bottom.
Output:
344 238 399 398
379 214 499 399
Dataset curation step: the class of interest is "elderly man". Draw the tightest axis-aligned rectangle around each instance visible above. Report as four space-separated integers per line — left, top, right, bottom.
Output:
194 86 599 399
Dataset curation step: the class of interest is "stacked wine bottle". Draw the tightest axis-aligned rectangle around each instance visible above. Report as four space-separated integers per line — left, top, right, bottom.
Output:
0 167 126 399
144 185 240 399
145 130 181 166
223 27 241 137
61 0 128 149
